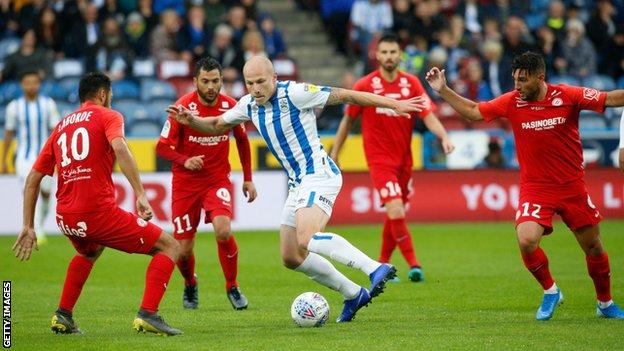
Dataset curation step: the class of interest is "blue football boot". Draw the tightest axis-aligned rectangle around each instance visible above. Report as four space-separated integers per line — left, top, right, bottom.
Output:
536 289 563 321
336 287 371 323
597 303 624 319
369 264 397 298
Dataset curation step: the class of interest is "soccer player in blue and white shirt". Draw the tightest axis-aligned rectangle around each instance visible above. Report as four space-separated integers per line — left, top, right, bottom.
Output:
168 56 425 323
1 71 60 243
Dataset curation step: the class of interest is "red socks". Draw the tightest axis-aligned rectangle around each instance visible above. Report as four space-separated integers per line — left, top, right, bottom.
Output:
141 253 175 313
586 252 612 302
59 255 94 313
177 254 197 286
379 218 396 263
217 236 238 290
521 247 555 290
389 218 420 268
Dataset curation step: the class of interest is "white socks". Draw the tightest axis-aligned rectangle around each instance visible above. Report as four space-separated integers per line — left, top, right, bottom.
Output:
307 232 380 276
544 283 558 294
598 300 614 309
295 252 360 299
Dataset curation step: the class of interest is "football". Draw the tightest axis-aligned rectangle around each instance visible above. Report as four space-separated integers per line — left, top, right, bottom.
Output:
290 292 330 327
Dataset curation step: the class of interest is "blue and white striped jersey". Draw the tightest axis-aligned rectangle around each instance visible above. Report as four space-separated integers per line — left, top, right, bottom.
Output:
223 80 340 188
5 95 60 162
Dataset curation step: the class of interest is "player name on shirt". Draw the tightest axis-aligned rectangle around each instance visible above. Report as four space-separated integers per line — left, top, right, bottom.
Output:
57 111 93 132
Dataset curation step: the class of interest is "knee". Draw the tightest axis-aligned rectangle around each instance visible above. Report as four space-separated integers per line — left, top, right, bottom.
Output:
214 227 231 242
585 241 604 257
164 235 180 261
282 252 304 270
517 234 539 253
296 235 310 251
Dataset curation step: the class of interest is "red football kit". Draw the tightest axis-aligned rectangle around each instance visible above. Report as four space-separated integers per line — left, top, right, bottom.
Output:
33 102 162 254
478 84 606 233
346 70 435 204
157 91 252 240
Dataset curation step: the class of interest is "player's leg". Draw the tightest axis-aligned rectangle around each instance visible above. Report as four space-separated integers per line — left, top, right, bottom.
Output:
212 215 248 310
386 198 422 282
280 224 368 322
378 218 396 264
172 193 202 309
52 241 104 334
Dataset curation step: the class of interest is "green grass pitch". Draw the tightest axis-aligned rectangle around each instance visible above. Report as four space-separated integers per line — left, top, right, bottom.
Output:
2 221 623 350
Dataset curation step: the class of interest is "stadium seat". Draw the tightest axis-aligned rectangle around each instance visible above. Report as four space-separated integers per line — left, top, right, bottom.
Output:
132 58 156 78
273 56 298 81
112 80 140 100
579 111 607 130
0 80 21 104
145 99 173 123
166 77 194 97
127 119 162 138
549 75 581 86
40 80 69 101
112 99 149 125
0 37 20 61
140 78 177 101
58 77 80 103
158 60 190 80
53 59 85 80
582 75 616 91
55 101 78 118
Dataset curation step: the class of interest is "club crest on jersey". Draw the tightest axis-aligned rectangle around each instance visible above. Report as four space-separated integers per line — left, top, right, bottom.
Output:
552 98 563 106
187 102 200 116
371 76 383 90
583 88 599 101
279 97 289 112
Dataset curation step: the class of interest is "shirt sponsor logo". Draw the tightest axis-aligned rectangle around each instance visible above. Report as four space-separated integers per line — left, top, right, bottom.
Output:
188 134 228 146
583 88 599 101
61 166 92 184
521 117 567 130
318 195 333 207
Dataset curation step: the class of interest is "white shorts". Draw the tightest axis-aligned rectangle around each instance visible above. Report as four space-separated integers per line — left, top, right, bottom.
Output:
16 157 53 193
281 172 342 228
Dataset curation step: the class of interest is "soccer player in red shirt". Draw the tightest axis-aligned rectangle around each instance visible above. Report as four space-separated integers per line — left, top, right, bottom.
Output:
11 72 183 335
156 57 256 310
425 51 624 320
331 33 455 283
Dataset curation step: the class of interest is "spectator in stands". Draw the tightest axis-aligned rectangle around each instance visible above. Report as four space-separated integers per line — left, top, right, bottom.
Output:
65 3 100 60
319 0 354 56
586 0 617 75
456 0 484 35
545 0 566 41
208 24 245 73
400 35 428 77
1 29 52 82
350 0 393 72
221 66 246 99
477 138 509 169
153 0 185 16
227 5 249 49
556 19 597 78
35 7 63 58
453 57 493 102
259 16 286 59
481 17 502 43
240 0 260 22
449 14 472 52
607 25 624 79
434 28 469 82
16 0 45 35
501 16 536 63
241 30 266 61
481 39 511 97
179 5 212 62
93 17 131 81
0 0 19 39
100 0 125 25
536 26 560 74
409 0 445 47
392 0 412 46
138 0 159 32
124 12 150 58
204 0 228 28
150 9 183 63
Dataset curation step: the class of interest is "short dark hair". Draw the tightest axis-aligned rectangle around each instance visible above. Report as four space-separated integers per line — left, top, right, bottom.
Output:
511 51 545 76
19 70 40 81
378 32 400 46
194 57 222 77
78 72 111 103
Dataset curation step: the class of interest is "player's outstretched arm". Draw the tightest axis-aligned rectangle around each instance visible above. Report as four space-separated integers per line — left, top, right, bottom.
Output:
325 87 426 117
166 105 236 135
111 137 153 221
329 115 356 166
423 113 455 154
12 169 45 261
425 67 484 122
605 89 624 107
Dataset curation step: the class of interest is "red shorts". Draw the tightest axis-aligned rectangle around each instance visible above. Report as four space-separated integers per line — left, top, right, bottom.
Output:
369 165 413 204
56 207 162 255
515 179 602 235
171 179 233 240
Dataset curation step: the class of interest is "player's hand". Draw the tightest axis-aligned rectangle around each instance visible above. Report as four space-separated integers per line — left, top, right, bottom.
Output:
242 181 257 203
441 137 455 154
136 194 154 221
393 96 426 118
425 67 447 93
12 226 38 261
166 105 194 125
184 155 204 171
